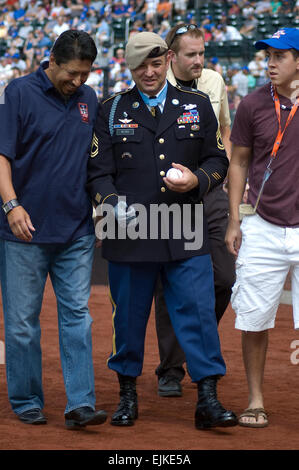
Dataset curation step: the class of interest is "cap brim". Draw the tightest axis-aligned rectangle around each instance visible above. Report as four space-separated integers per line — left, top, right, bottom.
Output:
255 38 292 50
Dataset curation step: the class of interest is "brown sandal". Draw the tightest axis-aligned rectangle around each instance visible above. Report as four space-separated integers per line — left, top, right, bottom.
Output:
238 408 269 428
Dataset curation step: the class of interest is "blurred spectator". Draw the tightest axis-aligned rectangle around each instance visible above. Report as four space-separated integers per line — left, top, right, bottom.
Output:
144 19 155 32
239 13 258 37
133 0 147 22
242 65 256 91
213 25 225 42
53 16 70 37
221 23 243 40
202 23 214 42
8 64 23 81
50 0 65 19
271 0 282 13
248 50 269 87
72 12 93 34
36 29 52 48
242 2 256 18
145 0 159 21
12 1 26 21
173 0 187 16
112 0 131 18
281 0 292 13
157 0 173 21
88 7 101 33
113 46 125 63
95 15 110 44
129 19 145 37
230 93 242 124
35 2 49 22
85 64 103 93
206 56 223 75
231 65 249 97
228 1 241 16
157 20 171 39
113 78 130 93
0 54 13 83
245 66 256 93
18 17 34 40
0 19 8 39
11 51 26 71
255 0 272 14
113 60 132 83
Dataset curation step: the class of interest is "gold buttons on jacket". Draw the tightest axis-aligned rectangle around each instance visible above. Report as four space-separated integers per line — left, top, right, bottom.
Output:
160 171 165 176
161 187 166 192
190 133 194 137
159 138 165 144
159 154 165 160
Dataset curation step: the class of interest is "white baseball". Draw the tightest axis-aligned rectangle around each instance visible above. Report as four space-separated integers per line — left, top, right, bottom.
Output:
166 168 183 180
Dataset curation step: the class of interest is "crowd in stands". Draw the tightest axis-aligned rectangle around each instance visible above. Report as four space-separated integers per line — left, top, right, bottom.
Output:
0 0 299 119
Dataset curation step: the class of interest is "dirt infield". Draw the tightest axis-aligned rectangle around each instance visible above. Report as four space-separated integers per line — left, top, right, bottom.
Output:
0 280 299 452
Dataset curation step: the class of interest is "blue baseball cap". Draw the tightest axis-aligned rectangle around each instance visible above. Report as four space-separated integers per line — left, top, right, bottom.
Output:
255 28 299 51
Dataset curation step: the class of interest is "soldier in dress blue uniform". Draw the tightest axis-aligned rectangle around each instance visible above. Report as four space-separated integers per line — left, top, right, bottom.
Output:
87 32 238 430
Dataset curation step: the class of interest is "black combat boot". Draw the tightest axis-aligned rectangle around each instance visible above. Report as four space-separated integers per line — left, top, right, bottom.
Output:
111 374 138 426
195 375 238 429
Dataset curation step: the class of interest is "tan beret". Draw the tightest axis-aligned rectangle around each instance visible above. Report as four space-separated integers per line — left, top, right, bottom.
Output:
125 32 168 70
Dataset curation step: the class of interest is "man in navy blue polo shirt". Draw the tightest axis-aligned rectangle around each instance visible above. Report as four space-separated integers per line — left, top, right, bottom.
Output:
0 30 107 429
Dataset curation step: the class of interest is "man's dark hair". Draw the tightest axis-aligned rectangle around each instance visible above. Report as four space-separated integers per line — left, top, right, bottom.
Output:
290 48 299 59
51 30 97 65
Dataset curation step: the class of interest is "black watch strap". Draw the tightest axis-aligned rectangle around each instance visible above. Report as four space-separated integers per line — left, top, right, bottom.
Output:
2 199 20 215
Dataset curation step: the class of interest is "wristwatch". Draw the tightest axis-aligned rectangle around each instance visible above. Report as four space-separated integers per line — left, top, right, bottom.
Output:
2 199 20 215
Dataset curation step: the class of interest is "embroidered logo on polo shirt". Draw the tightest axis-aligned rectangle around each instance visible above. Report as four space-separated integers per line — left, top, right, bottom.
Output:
78 103 89 122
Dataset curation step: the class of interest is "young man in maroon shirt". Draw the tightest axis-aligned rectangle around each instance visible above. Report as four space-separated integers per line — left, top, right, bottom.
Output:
226 28 299 428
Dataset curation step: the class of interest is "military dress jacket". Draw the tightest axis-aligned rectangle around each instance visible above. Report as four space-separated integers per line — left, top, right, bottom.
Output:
87 82 229 263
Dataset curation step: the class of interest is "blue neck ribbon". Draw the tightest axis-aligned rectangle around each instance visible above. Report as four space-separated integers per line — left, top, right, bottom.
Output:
138 82 168 108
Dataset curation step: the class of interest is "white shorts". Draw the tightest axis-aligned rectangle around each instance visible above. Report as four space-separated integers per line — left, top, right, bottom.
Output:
231 214 299 331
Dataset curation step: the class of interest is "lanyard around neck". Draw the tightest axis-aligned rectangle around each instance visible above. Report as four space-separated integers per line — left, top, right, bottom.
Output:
253 86 299 212
271 86 299 158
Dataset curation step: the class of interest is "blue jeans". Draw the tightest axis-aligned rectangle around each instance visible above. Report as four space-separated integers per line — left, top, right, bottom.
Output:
0 235 96 415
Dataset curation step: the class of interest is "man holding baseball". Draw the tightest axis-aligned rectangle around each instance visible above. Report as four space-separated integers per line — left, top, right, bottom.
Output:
87 32 237 430
154 23 236 398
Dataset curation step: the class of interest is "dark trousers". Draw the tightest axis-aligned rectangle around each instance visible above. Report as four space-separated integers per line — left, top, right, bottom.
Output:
154 186 236 380
107 255 226 382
